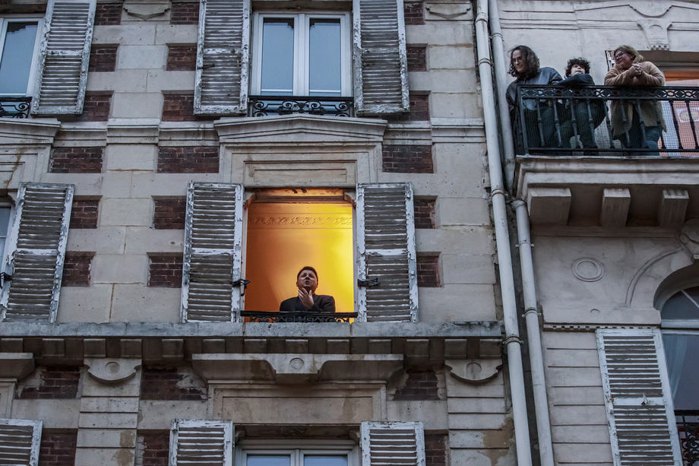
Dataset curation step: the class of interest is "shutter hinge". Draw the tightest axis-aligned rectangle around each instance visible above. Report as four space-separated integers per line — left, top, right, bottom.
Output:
357 277 380 288
232 278 251 296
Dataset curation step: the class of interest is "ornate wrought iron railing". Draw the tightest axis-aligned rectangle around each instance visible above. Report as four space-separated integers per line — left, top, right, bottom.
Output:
248 95 353 117
0 97 32 118
677 411 699 465
515 85 699 156
240 310 357 323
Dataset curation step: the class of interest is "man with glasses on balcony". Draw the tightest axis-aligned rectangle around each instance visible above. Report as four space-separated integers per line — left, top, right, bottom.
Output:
605 45 666 155
279 266 336 313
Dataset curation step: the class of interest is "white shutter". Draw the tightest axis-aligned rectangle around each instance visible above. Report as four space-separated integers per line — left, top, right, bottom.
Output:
194 0 250 115
169 419 233 466
360 421 425 466
596 329 682 465
181 182 243 323
352 0 409 115
0 183 73 323
31 0 96 115
356 183 418 322
0 419 43 466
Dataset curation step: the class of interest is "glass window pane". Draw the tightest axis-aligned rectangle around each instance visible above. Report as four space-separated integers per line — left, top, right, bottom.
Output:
662 333 699 411
304 455 348 466
247 455 291 466
0 206 9 260
309 18 341 96
260 18 294 95
662 286 699 320
0 21 38 94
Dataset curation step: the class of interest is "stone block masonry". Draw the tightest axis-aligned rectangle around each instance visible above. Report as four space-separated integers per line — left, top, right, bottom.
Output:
414 197 437 229
62 252 95 287
404 1 425 25
157 146 219 173
418 253 441 287
170 2 199 24
136 430 169 466
166 44 197 71
70 198 99 229
89 45 118 72
16 367 80 399
153 197 186 229
40 430 78 466
94 2 122 25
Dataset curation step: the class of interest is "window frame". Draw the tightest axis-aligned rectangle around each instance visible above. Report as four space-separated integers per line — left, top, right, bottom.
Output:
235 439 358 466
0 16 43 97
250 11 352 97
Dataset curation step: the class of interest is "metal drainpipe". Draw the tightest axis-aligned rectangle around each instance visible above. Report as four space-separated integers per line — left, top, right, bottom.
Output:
474 1 532 464
513 200 555 466
487 0 516 191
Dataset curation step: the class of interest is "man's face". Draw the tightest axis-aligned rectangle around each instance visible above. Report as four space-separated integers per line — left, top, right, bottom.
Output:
297 269 318 292
570 64 585 75
511 50 527 74
614 50 633 70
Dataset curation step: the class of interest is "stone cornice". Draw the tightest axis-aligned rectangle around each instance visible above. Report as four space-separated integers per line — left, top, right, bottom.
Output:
0 118 61 146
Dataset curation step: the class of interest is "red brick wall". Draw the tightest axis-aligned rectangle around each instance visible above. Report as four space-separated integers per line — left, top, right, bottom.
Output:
162 92 195 121
166 44 197 71
387 93 430 122
17 367 80 399
393 369 440 400
137 431 170 466
414 197 436 229
417 253 441 287
94 2 122 26
89 45 118 72
382 144 433 173
39 430 78 466
62 252 94 287
157 146 219 173
424 432 448 466
148 253 183 288
407 45 427 72
50 146 103 173
170 2 199 25
140 367 207 400
70 198 99 229
404 1 425 25
153 197 186 229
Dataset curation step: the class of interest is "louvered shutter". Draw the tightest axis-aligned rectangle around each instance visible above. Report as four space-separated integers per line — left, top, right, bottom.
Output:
169 419 233 466
31 0 96 115
596 329 682 465
360 421 425 466
194 0 250 115
181 182 243 323
356 183 417 322
352 0 409 115
0 419 43 466
0 183 73 323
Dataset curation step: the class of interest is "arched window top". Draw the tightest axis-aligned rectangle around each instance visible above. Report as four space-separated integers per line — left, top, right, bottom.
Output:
662 286 699 321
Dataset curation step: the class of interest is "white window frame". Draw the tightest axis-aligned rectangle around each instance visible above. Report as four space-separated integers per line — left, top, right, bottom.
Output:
0 202 15 273
236 439 358 466
0 16 43 97
250 12 352 97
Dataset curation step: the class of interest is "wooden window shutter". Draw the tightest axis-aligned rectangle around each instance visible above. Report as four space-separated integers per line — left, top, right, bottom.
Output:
31 0 96 115
596 329 682 465
356 183 418 322
360 421 425 466
0 418 43 466
181 182 243 323
194 0 250 115
169 419 233 466
352 0 409 115
0 183 73 323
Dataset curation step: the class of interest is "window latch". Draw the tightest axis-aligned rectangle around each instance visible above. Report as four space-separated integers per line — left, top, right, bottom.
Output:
232 278 251 296
357 277 380 288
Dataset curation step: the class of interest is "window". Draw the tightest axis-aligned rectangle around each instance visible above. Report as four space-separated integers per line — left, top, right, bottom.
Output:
238 442 355 466
251 13 351 97
0 18 41 96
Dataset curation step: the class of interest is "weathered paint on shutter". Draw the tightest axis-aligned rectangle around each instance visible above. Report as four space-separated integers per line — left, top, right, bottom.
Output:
194 0 250 115
169 419 233 466
31 0 96 115
596 329 682 465
0 183 73 323
181 182 243 323
356 183 417 322
352 0 409 115
0 418 43 466
360 421 425 466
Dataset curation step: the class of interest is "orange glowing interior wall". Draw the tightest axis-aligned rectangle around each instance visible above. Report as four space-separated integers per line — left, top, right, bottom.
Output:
244 202 354 312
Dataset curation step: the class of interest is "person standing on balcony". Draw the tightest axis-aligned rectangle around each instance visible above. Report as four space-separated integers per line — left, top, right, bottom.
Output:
559 57 606 152
506 45 563 151
605 45 666 154
279 266 336 313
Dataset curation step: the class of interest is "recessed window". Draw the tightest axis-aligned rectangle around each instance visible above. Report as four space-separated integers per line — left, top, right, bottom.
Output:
0 18 41 96
239 444 354 466
251 12 351 97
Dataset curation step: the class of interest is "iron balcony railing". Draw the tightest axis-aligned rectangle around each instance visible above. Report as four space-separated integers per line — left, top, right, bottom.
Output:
515 85 699 156
676 411 699 465
240 310 357 323
0 97 32 118
248 95 353 117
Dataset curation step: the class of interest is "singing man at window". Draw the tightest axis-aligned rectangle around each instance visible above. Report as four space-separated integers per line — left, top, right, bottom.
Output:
279 266 336 313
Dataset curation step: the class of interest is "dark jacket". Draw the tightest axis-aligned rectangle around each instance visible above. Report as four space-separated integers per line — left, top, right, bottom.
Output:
559 73 606 126
279 294 336 313
506 67 563 110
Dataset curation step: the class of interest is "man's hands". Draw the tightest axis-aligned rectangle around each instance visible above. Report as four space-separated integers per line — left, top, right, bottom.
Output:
298 287 314 309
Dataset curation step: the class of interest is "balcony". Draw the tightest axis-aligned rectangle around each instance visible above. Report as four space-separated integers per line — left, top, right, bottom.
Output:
248 95 354 117
241 310 357 323
676 411 699 465
514 85 699 228
0 97 32 118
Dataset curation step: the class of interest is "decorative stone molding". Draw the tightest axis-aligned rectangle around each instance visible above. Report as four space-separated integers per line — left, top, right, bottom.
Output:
0 353 34 379
638 20 671 50
85 358 141 385
446 359 501 384
681 219 699 259
572 257 606 282
123 2 169 20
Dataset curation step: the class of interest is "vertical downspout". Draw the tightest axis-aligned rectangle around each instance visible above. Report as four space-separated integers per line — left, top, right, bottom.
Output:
474 1 532 464
487 0 516 190
513 200 555 466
